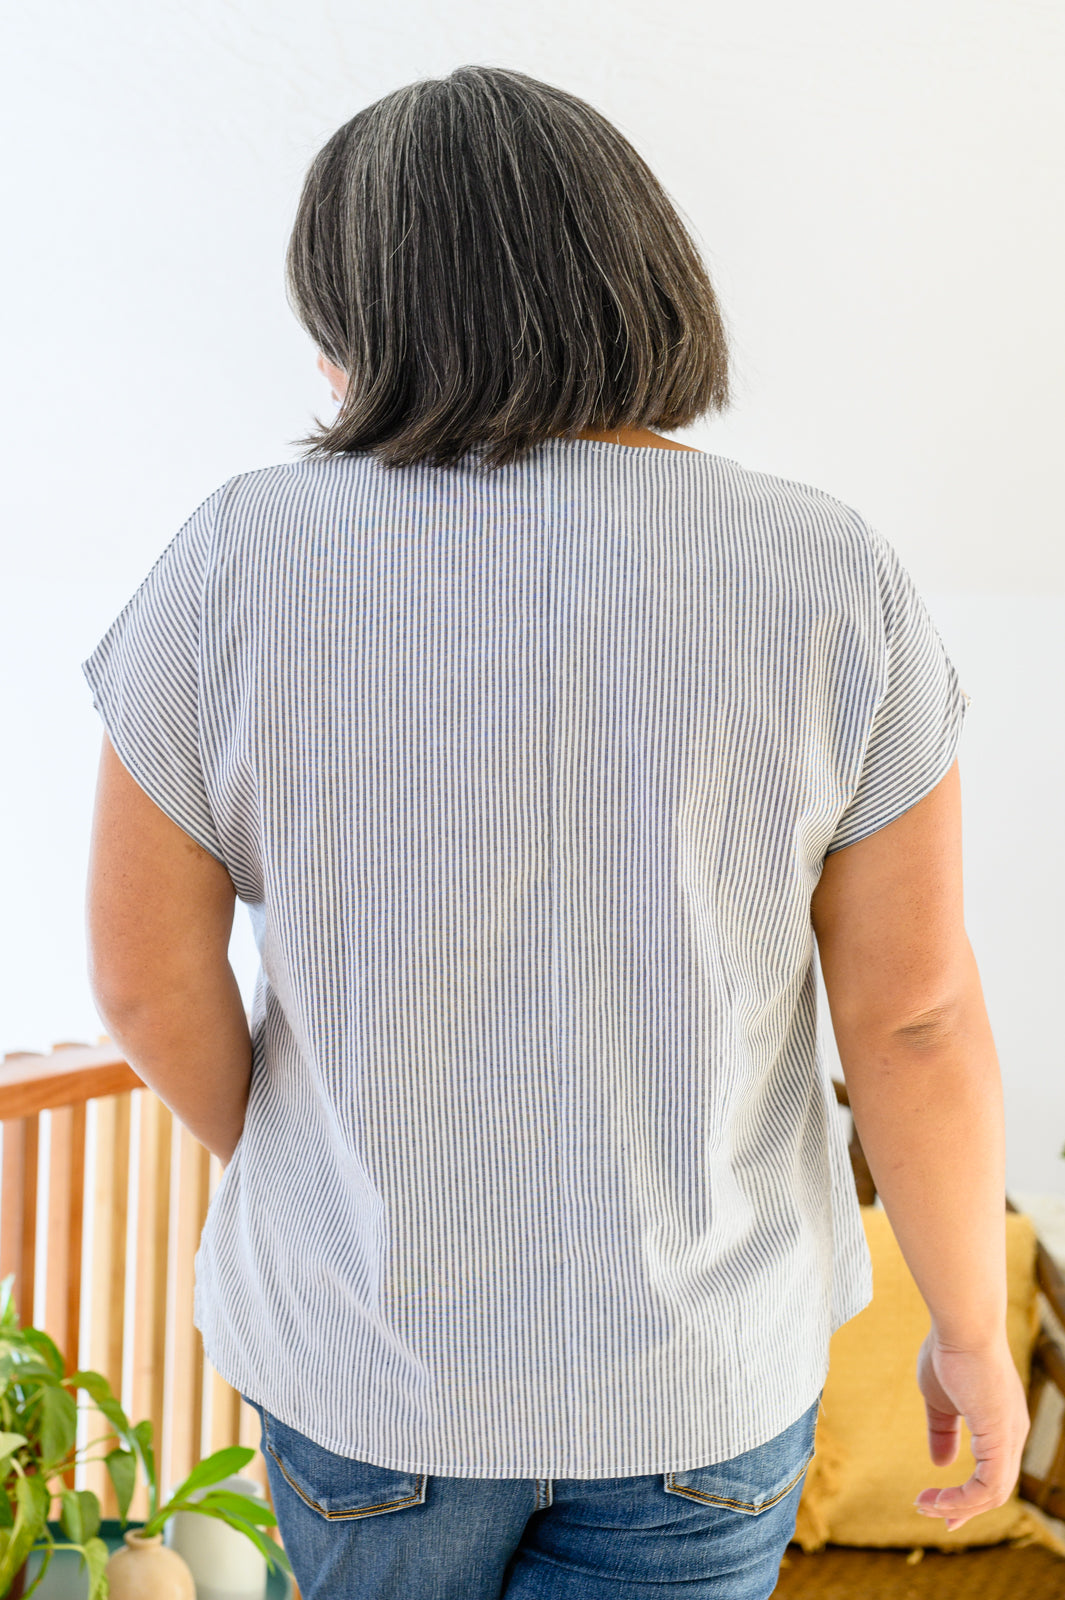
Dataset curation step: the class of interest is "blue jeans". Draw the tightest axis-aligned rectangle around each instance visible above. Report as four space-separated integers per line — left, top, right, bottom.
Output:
239 1390 820 1598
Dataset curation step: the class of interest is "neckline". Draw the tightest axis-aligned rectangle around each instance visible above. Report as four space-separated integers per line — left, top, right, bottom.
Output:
549 436 707 457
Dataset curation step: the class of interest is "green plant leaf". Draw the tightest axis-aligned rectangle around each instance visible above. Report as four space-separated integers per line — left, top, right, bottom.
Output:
104 1446 137 1521
36 1380 78 1470
0 1488 14 1529
0 1356 58 1387
60 1370 130 1440
129 1419 156 1513
58 1487 101 1546
0 1471 52 1592
0 1432 28 1485
194 1489 277 1525
58 1369 149 1513
18 1330 66 1381
75 1533 111 1600
167 1444 256 1503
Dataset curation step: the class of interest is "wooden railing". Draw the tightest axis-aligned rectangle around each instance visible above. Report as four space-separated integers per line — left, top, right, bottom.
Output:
0 1037 285 1566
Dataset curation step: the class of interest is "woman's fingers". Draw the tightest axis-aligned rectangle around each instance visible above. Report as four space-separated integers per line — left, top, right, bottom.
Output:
914 1449 1019 1529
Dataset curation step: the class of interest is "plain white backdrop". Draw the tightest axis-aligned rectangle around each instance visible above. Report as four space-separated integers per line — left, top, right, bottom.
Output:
3 0 1064 1194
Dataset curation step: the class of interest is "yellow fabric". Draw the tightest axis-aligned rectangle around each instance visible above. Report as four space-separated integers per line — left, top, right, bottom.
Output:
793 1205 1065 1556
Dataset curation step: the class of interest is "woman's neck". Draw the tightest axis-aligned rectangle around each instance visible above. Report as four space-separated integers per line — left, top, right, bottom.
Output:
569 426 699 452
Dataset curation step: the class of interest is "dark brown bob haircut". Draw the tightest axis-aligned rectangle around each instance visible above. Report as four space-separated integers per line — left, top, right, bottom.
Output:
285 65 732 472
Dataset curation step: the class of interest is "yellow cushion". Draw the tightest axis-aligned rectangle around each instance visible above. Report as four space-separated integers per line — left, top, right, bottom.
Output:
793 1204 1065 1555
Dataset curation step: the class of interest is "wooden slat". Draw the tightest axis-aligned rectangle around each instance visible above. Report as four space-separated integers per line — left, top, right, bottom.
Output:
1016 1469 1065 1524
1023 1334 1065 1518
204 1151 251 1475
209 1362 245 1460
44 1104 86 1365
1035 1239 1065 1330
44 1101 87 1495
847 1120 876 1206
165 1123 211 1499
129 1090 172 1523
0 1113 40 1329
84 1093 131 1521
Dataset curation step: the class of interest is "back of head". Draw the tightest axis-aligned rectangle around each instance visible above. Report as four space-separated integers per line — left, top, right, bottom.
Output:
285 65 732 471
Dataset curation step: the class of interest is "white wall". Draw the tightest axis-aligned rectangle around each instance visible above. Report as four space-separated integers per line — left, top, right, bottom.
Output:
4 0 1064 1194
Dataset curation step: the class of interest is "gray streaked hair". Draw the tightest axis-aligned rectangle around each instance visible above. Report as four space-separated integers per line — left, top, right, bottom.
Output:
285 65 732 472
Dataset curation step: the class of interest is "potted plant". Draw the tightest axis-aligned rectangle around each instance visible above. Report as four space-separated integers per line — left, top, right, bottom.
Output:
0 1274 293 1598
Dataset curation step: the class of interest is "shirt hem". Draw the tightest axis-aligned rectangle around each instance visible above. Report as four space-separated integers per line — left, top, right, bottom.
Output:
196 1297 834 1480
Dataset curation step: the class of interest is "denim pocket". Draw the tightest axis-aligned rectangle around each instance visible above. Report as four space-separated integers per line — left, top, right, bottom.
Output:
260 1408 429 1522
663 1394 820 1516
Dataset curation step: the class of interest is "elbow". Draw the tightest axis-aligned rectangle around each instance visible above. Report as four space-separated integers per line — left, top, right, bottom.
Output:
885 1002 967 1051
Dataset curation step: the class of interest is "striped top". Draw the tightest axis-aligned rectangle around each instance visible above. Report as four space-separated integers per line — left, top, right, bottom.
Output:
81 437 970 1478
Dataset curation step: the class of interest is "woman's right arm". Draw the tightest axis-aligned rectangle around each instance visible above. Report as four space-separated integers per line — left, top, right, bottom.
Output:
810 758 1031 1532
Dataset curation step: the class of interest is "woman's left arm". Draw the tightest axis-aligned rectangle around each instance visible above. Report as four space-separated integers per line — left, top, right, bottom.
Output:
85 732 252 1167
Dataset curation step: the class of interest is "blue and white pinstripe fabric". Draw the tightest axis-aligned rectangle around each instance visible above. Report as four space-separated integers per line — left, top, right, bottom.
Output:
82 438 969 1478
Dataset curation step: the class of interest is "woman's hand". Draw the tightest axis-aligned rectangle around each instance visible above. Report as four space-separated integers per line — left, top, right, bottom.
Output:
912 1329 1030 1531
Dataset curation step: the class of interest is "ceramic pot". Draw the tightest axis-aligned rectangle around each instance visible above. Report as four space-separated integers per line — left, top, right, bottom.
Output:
105 1527 196 1599
164 1473 269 1600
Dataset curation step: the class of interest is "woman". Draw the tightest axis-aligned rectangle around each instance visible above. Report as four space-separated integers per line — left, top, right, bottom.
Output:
83 65 1028 1600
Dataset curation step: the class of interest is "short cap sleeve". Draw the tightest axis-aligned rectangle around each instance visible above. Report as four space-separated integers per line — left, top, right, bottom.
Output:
827 526 971 854
81 483 229 864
